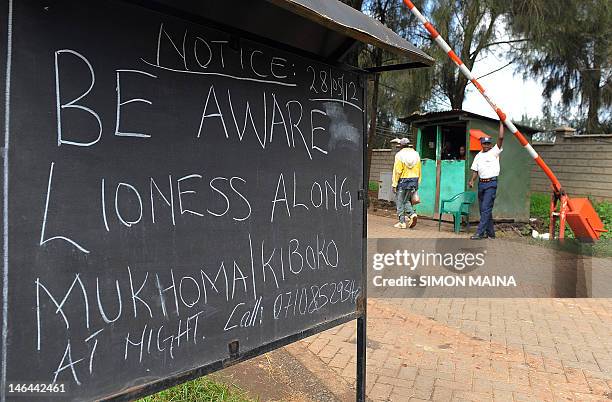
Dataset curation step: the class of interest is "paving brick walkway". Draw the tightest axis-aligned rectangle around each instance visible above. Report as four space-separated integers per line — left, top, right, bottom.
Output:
289 214 612 401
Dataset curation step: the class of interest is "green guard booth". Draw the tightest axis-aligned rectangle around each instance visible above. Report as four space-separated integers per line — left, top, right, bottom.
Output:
400 110 539 223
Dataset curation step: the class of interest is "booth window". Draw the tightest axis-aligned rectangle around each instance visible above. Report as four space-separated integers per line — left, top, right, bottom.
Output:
441 125 466 160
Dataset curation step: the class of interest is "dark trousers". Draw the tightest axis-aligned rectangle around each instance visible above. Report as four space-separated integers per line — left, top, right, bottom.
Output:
476 180 497 236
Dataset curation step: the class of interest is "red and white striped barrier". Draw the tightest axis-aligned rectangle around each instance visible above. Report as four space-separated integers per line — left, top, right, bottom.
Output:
402 0 563 193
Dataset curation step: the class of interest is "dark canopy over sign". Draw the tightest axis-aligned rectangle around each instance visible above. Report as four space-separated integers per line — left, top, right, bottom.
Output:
0 0 367 400
148 0 435 69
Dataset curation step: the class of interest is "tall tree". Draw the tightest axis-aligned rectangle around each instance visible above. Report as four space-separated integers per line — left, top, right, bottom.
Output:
362 0 392 187
356 0 511 120
342 0 520 177
358 0 433 180
507 0 612 133
410 0 507 109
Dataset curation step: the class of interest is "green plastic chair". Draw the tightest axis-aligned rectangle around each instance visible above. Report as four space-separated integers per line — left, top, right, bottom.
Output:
438 191 477 233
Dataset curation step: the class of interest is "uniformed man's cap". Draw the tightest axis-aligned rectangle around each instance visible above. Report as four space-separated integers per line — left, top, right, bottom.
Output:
480 137 493 144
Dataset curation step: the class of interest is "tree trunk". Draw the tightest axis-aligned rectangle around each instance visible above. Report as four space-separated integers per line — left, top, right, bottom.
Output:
343 0 364 10
340 0 365 66
449 90 464 110
586 91 601 133
365 72 380 200
449 67 470 109
585 59 602 133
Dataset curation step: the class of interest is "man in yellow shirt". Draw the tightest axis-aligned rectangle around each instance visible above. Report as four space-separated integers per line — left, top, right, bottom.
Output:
392 138 421 229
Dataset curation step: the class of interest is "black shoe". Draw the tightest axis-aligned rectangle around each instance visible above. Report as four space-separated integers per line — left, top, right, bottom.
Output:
487 233 496 239
470 233 487 240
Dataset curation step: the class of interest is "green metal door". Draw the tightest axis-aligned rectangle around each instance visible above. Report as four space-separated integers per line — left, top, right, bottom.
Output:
439 160 466 212
417 159 437 216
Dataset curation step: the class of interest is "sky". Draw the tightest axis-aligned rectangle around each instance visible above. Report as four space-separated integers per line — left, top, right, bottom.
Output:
449 22 562 124
463 57 548 122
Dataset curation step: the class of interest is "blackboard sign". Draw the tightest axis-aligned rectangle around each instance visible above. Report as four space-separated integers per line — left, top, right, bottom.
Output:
0 1 365 400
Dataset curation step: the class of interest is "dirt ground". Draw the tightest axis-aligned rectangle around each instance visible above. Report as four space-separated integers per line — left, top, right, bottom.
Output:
368 201 533 240
213 343 355 402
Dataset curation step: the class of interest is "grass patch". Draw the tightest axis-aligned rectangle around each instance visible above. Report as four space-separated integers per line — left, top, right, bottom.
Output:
530 192 550 226
594 200 612 240
368 181 379 192
138 377 253 402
